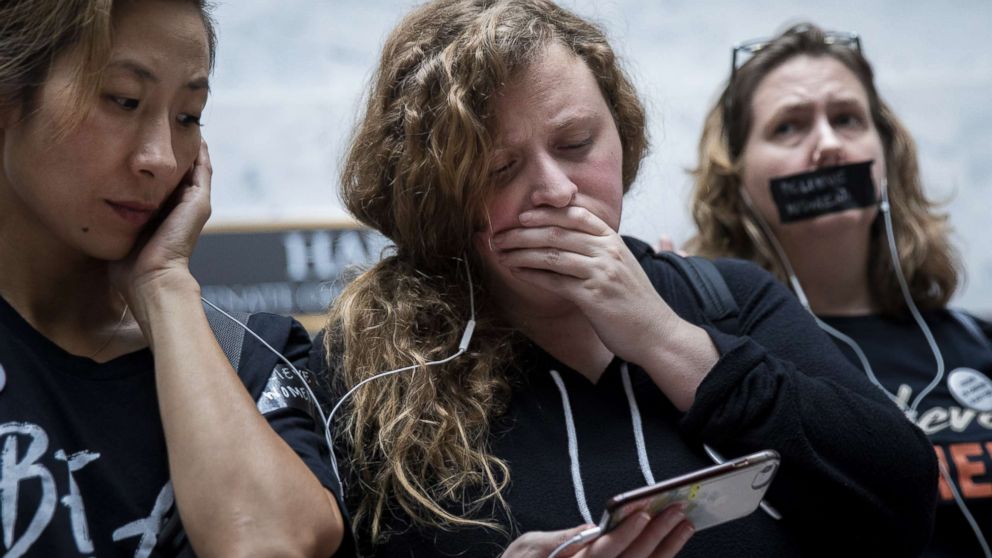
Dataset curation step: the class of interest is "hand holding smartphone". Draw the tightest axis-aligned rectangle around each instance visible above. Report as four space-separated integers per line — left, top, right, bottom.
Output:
543 451 780 558
601 450 780 533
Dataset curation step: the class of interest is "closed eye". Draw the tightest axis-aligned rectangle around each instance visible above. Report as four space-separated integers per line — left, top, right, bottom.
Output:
492 160 515 175
561 137 592 150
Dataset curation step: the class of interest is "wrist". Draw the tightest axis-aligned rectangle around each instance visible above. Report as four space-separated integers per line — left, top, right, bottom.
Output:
627 304 682 368
127 271 202 326
639 318 718 411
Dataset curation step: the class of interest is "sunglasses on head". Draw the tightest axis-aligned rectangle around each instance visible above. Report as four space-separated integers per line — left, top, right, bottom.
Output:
730 27 862 81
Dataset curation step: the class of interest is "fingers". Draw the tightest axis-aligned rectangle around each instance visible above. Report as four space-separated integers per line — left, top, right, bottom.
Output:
187 139 213 219
582 511 651 557
518 206 613 236
500 245 594 280
493 224 599 259
617 505 692 558
552 524 599 558
654 235 675 253
654 235 689 258
500 524 596 558
172 138 212 229
582 505 693 558
502 509 694 558
648 520 693 558
490 206 620 279
190 138 213 191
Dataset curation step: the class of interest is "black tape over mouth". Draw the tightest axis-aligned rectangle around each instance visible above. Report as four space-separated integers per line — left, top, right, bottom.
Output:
769 161 877 223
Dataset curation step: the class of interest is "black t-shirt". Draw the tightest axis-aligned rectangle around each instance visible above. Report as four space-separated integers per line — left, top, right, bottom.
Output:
0 296 341 557
821 310 992 557
315 237 939 557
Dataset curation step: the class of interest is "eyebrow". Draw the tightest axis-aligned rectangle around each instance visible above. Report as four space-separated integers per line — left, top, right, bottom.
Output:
107 59 210 92
827 96 867 110
771 100 813 116
551 111 598 131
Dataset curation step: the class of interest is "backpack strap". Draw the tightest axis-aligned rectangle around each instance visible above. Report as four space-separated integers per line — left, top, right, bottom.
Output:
655 252 740 334
202 302 250 370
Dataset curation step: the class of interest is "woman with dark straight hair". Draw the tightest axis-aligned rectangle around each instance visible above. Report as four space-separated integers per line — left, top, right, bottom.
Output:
0 1 345 555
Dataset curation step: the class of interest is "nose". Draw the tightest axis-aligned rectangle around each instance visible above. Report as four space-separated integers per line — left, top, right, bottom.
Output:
811 118 843 168
528 155 577 208
129 115 179 180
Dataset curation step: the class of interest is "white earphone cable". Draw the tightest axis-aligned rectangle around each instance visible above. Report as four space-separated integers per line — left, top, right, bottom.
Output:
743 176 987 556
200 256 477 492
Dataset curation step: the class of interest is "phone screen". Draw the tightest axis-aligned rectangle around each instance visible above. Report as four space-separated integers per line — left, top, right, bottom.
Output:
602 450 779 533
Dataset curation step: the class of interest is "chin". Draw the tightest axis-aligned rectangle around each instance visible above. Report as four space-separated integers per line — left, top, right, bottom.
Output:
78 234 138 262
505 274 576 315
783 207 877 233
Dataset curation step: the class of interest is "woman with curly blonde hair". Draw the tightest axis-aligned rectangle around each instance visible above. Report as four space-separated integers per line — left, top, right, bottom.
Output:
689 22 991 557
314 3 938 556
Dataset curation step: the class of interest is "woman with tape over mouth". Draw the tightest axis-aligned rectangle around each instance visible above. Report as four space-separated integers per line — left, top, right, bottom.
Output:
0 1 346 555
313 2 936 556
689 22 991 557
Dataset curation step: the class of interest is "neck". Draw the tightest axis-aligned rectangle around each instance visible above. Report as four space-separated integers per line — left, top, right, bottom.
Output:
776 225 877 316
498 293 613 382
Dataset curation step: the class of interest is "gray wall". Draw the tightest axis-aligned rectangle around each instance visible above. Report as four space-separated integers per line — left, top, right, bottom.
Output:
203 1 992 314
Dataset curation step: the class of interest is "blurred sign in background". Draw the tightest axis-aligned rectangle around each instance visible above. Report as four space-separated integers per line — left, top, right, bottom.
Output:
199 1 992 316
191 225 389 332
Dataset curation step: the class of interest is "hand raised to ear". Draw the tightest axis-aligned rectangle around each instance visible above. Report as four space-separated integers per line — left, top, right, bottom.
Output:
112 138 212 323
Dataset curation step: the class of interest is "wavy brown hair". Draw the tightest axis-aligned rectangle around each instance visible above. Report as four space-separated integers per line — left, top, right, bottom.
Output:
326 0 646 545
687 23 959 316
0 0 216 133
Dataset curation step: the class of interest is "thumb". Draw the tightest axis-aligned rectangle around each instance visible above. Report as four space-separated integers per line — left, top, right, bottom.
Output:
504 524 597 558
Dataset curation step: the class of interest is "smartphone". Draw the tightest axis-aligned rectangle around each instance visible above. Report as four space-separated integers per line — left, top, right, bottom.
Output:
600 449 780 533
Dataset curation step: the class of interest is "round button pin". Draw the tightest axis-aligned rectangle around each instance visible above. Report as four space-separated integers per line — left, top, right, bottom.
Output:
947 368 992 412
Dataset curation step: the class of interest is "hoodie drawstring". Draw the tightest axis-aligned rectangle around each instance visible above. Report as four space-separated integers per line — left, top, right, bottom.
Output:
550 363 654 525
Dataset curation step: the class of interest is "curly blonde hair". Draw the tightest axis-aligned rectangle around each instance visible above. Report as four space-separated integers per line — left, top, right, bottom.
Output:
326 0 646 546
687 23 959 316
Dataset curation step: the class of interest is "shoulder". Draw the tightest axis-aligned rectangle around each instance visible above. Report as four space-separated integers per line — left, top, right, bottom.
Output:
229 312 313 389
240 312 312 354
711 257 782 288
308 328 343 396
244 311 300 339
622 235 781 295
309 329 330 373
622 236 793 321
622 236 701 314
945 307 992 347
710 257 796 308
